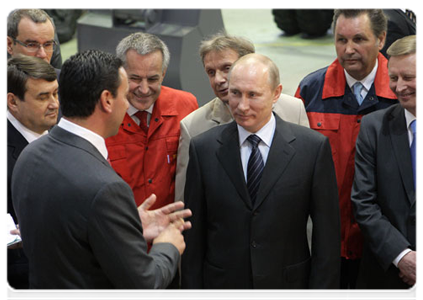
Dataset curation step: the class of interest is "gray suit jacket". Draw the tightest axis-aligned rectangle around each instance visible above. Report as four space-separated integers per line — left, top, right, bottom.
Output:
181 115 340 289
352 104 415 288
12 126 179 289
175 94 309 202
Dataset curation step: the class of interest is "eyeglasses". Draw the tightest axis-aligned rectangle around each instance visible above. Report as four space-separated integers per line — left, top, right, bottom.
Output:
12 38 56 53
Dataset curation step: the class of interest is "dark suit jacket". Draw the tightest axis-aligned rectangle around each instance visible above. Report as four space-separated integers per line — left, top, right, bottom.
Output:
12 126 179 289
381 9 416 58
352 104 415 289
181 115 341 289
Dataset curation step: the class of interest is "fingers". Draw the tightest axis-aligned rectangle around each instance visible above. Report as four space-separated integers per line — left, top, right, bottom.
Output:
169 208 192 222
159 201 185 215
138 194 157 211
171 218 192 232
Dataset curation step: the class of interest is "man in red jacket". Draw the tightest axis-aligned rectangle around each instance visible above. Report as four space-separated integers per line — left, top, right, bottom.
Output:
295 9 397 288
106 32 198 300
106 32 198 211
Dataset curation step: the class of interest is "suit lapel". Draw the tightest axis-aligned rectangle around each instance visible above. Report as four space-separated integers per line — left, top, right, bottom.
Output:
216 122 252 209
7 120 29 160
389 105 415 205
255 116 296 209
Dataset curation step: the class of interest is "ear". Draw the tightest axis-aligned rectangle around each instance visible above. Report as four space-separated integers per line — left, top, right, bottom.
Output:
272 84 283 104
99 90 113 114
161 68 167 82
7 93 19 112
378 31 387 50
7 37 14 55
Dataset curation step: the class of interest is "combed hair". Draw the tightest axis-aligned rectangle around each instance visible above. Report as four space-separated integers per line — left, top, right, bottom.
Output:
7 9 54 39
8 55 57 100
59 49 123 118
333 9 387 39
387 35 416 57
199 31 255 65
116 32 170 72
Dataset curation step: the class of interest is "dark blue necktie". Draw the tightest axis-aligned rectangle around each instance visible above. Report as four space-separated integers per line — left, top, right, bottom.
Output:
410 119 420 189
247 134 264 205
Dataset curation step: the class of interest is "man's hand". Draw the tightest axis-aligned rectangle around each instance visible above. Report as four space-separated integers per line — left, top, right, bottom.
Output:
8 228 22 249
398 251 416 286
153 219 186 255
138 194 192 242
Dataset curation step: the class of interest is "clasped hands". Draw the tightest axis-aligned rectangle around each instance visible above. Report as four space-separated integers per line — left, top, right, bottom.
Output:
138 194 192 243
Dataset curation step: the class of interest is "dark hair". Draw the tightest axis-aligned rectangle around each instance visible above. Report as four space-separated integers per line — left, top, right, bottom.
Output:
333 9 387 38
8 55 57 100
59 49 123 118
7 9 55 39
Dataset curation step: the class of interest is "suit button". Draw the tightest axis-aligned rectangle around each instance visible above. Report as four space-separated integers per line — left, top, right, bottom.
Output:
251 241 257 248
145 146 148 150
148 179 152 184
155 118 159 122
317 122 322 127
357 119 361 123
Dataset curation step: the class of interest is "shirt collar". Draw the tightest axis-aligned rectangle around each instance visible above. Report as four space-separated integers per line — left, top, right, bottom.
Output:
7 110 48 144
345 59 378 92
57 117 108 160
238 113 276 148
404 108 416 129
128 102 154 117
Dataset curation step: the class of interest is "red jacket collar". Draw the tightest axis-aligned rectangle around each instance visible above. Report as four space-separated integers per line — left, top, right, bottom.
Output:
322 53 397 100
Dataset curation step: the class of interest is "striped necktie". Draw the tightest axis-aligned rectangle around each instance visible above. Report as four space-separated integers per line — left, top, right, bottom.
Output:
247 134 264 205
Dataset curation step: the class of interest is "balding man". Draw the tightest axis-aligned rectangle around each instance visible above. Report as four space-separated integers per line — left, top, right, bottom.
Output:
181 53 340 289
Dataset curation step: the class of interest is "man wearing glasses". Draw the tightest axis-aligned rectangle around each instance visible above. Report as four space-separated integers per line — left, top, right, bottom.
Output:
7 9 61 70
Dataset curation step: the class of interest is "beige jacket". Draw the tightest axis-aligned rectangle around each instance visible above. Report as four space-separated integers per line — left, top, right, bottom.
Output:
175 93 309 202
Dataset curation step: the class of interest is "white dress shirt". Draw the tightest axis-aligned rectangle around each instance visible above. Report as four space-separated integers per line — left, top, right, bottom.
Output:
57 118 108 160
345 59 378 100
238 114 276 181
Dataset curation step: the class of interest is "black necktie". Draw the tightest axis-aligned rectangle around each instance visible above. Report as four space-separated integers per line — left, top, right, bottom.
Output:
247 134 264 205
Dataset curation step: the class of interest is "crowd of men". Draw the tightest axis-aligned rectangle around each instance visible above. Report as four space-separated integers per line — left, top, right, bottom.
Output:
7 9 416 290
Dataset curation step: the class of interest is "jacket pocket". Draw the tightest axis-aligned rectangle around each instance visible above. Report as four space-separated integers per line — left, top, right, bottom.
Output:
308 112 341 131
283 257 311 288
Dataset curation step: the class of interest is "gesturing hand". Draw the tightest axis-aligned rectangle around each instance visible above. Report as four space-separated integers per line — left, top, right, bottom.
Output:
138 194 192 243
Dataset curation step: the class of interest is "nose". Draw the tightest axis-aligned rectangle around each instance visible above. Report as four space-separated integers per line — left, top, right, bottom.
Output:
395 77 407 93
215 70 226 84
48 94 60 109
36 46 48 59
345 40 356 55
237 94 250 112
137 80 149 94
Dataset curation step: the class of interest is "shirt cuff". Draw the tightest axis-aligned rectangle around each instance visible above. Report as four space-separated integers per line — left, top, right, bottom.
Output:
393 248 412 267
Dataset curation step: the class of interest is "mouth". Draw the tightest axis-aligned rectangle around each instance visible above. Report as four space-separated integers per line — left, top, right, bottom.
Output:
398 91 415 99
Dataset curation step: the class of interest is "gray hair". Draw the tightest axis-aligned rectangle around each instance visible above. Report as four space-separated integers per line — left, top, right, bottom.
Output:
7 9 55 39
116 32 170 72
387 35 416 57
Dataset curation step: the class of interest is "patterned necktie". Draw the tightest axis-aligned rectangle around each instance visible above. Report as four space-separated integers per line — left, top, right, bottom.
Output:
247 134 264 205
353 82 364 105
410 119 420 189
135 111 149 133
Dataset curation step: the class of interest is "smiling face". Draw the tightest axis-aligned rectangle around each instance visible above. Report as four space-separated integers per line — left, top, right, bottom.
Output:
388 53 416 116
203 48 240 103
8 78 59 134
228 57 281 133
124 49 165 111
334 13 386 80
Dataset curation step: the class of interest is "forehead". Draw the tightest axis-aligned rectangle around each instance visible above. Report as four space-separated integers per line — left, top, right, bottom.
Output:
335 13 373 36
230 63 270 89
125 49 163 74
204 48 240 66
25 78 58 96
17 17 54 41
388 54 416 72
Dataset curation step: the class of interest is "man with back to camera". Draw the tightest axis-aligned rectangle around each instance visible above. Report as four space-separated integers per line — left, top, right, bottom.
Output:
7 55 59 289
181 53 340 289
352 35 416 289
12 49 192 288
175 32 309 203
295 9 398 288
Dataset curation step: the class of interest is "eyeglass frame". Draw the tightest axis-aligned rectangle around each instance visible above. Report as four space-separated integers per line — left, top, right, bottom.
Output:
12 38 57 53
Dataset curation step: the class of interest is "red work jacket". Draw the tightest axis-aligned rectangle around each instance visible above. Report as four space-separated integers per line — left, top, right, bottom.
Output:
106 86 198 209
295 53 397 259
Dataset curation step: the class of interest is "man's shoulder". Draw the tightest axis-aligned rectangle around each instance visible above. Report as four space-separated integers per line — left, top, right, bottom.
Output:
161 85 197 102
181 98 220 124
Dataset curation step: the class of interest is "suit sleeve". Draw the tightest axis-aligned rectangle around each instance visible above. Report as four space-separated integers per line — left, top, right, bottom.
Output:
175 120 192 202
88 181 179 288
181 139 207 288
297 99 310 128
309 137 341 288
351 118 411 271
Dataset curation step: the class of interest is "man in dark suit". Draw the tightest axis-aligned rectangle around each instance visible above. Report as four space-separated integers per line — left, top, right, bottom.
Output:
352 35 416 289
380 9 416 58
12 49 191 289
181 53 341 289
7 55 59 289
